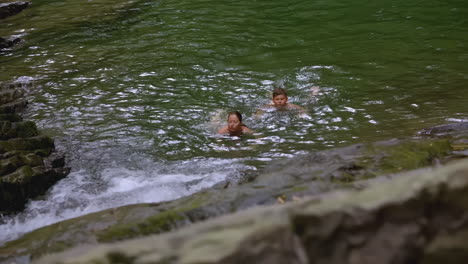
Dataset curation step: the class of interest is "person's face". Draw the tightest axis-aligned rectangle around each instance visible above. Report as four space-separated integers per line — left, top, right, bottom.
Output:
227 115 241 132
273 94 288 107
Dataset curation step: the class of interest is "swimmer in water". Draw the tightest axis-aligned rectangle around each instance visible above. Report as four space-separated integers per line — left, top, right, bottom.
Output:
217 111 254 136
255 87 318 118
267 87 306 112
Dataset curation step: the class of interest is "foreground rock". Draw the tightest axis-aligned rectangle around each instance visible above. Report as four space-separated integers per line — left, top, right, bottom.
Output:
1 126 466 263
35 159 468 264
0 82 70 213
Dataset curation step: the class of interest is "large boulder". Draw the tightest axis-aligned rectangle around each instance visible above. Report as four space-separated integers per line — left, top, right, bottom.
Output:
34 159 468 264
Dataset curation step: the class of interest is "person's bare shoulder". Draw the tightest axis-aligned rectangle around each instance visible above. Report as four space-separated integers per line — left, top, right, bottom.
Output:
254 104 274 117
218 126 229 134
242 126 254 134
288 103 305 111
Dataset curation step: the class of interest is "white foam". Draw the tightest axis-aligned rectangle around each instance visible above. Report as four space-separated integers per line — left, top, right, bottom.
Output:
0 158 246 244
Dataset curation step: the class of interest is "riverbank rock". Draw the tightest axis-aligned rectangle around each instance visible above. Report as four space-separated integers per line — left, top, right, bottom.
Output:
418 122 468 136
1 128 466 263
0 82 70 214
34 159 468 264
0 2 29 20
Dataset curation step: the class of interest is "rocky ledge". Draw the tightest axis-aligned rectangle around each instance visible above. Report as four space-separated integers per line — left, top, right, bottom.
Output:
0 82 70 214
35 158 468 264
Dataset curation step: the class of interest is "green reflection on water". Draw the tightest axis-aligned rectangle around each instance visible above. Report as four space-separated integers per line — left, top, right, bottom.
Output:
0 0 467 165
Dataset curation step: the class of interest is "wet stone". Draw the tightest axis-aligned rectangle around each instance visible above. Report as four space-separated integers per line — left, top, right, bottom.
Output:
0 81 70 214
0 2 29 20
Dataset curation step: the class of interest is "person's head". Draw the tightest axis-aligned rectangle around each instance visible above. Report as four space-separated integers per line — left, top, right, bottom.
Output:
272 88 288 107
227 111 243 132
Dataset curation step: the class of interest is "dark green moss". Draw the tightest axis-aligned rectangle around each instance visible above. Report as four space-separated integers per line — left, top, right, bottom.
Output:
380 140 451 170
0 155 23 175
96 209 185 242
0 165 34 184
0 136 54 153
286 185 309 193
14 121 39 138
0 205 128 259
106 252 136 264
0 114 22 122
0 221 63 261
96 192 211 243
359 139 452 177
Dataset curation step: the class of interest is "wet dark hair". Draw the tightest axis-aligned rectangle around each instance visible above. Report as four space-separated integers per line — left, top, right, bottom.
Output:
227 111 242 123
272 87 287 98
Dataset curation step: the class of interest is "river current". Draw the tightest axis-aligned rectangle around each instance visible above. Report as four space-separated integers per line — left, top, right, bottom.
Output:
0 0 466 244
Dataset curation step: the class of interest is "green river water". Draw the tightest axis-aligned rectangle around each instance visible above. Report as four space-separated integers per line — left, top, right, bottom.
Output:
0 0 467 242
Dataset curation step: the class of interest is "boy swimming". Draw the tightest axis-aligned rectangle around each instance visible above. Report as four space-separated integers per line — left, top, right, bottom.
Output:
255 86 320 119
268 87 305 112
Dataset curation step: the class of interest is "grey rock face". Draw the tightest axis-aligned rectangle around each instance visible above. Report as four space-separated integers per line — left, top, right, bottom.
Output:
34 160 468 264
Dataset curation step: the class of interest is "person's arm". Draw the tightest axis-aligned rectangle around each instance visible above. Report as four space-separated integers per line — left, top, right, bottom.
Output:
289 103 312 119
254 104 272 119
289 103 306 113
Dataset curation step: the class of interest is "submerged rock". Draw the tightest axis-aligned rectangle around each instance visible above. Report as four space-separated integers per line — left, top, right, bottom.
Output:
418 122 468 158
0 2 28 50
34 159 468 264
418 122 468 137
0 2 29 20
0 36 21 50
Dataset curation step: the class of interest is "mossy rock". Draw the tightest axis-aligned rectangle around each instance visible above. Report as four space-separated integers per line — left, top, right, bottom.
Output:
355 139 453 178
0 121 38 140
1 149 52 159
0 89 24 104
0 135 54 154
0 155 22 176
0 165 34 184
0 154 40 176
96 192 212 242
0 165 69 213
96 209 187 242
0 113 22 122
0 204 172 261
0 100 27 114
